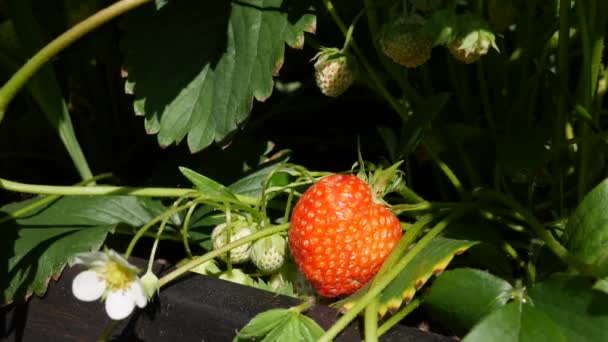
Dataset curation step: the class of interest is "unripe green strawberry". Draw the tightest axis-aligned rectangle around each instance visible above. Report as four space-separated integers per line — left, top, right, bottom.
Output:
448 27 497 64
251 234 287 274
312 48 357 97
219 269 254 286
289 174 403 298
211 220 256 264
380 16 433 68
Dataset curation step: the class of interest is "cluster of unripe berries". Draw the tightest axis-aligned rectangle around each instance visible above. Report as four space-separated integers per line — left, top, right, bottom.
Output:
211 218 287 274
313 4 500 97
207 217 314 295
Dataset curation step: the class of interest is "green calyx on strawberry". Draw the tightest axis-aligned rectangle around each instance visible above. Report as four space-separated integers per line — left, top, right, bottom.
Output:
288 162 405 298
380 15 433 68
251 234 287 274
448 16 498 64
211 219 257 264
312 47 357 98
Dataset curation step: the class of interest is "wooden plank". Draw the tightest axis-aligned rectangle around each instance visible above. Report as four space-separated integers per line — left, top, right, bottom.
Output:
1 261 450 341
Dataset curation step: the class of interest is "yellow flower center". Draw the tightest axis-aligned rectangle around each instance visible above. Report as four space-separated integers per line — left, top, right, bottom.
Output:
103 260 136 291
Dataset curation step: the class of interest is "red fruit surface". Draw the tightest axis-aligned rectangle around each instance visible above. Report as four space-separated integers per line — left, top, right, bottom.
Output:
288 174 403 298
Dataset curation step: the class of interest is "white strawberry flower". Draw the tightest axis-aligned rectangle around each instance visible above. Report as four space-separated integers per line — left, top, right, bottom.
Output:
71 249 147 320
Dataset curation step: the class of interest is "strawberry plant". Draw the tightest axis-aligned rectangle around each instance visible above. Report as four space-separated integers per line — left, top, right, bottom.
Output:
1 0 608 341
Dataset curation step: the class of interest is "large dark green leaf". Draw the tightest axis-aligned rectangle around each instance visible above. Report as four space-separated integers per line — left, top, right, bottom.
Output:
563 178 608 272
423 268 513 335
125 0 315 152
0 196 166 304
528 274 608 341
463 274 608 341
463 301 567 342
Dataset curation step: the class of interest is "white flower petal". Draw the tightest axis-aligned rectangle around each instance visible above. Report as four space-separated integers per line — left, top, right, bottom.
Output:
107 249 140 274
72 270 106 302
126 280 148 308
70 251 108 267
105 290 136 320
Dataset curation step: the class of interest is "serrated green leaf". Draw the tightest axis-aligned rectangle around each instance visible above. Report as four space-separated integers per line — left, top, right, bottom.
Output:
234 308 323 342
463 301 567 342
339 237 477 316
0 196 166 304
563 178 608 272
297 315 325 340
125 0 315 152
423 268 513 335
180 166 238 201
234 308 291 340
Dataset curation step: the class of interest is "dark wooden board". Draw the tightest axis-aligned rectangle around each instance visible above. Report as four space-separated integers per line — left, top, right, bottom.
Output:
1 261 451 341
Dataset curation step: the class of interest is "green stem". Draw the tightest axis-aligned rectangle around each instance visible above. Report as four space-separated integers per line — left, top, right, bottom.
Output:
362 0 423 107
423 142 465 197
0 0 153 119
181 204 198 259
341 10 365 52
291 296 316 313
321 0 409 121
0 173 113 225
394 182 424 203
390 202 457 215
158 223 289 287
377 298 421 337
0 177 258 205
146 200 179 272
576 0 606 200
319 207 472 342
364 299 379 342
475 190 599 275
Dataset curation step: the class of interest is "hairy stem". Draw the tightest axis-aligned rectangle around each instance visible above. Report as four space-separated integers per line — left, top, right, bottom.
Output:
0 173 113 225
0 177 258 205
364 299 379 342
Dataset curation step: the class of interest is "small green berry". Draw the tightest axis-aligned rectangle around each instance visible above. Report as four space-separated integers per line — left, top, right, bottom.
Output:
251 234 287 274
211 220 256 264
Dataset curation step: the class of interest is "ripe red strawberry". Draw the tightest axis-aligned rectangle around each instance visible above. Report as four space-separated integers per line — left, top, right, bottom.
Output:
288 174 402 298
